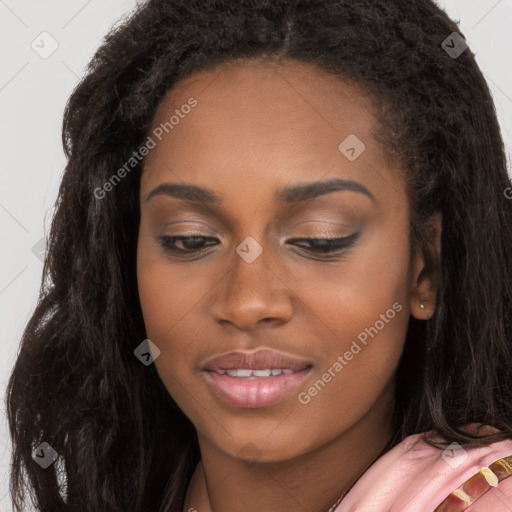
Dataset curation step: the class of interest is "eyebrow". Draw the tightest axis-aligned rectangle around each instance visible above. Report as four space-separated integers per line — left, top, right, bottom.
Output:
145 177 374 205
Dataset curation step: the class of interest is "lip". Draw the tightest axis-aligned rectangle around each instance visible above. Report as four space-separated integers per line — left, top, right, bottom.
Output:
202 349 313 408
204 367 312 408
202 349 312 372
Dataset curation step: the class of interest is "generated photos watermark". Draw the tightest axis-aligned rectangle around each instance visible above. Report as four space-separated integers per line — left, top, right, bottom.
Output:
298 301 403 405
94 97 197 200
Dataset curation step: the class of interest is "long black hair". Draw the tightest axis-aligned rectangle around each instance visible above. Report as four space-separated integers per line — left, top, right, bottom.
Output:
6 1 512 511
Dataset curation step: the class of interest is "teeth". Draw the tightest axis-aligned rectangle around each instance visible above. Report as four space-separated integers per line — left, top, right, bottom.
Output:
253 369 272 377
217 368 298 378
234 369 252 377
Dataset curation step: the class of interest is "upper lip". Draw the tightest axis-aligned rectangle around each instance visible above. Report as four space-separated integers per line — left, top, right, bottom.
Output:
203 349 312 372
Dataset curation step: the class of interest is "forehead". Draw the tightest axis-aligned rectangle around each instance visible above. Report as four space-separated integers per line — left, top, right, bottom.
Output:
140 58 398 204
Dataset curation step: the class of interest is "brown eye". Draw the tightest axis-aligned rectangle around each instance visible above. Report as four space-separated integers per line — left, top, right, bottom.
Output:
155 232 360 259
289 232 360 255
157 235 219 254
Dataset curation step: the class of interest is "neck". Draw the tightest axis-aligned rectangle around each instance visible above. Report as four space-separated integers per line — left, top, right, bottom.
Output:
183 383 395 512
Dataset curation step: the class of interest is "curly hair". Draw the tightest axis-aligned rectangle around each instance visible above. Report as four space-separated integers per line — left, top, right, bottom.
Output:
6 0 512 511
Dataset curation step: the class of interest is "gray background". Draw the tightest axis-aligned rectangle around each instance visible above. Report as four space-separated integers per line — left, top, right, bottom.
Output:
1 1 511 510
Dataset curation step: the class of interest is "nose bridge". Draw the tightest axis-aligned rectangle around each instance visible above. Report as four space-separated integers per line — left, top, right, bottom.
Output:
211 236 293 329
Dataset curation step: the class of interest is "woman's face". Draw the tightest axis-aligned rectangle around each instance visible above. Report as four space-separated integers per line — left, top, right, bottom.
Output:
137 59 435 462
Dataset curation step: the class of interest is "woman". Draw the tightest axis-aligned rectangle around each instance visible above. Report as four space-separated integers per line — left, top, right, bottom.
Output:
5 1 512 511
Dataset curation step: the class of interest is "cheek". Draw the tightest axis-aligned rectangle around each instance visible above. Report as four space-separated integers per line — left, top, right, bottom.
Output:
301 218 411 336
293 221 411 409
136 238 236 430
137 259 204 411
136 237 202 398
136 225 208 339
137 255 176 340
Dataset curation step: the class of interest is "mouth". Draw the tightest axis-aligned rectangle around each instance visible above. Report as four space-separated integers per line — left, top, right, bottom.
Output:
202 348 312 372
201 349 314 408
203 365 313 408
208 367 311 378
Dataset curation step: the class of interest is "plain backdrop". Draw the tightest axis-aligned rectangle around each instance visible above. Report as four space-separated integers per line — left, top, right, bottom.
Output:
1 1 511 510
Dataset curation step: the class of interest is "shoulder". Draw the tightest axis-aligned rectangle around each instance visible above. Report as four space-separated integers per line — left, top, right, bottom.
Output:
336 425 512 512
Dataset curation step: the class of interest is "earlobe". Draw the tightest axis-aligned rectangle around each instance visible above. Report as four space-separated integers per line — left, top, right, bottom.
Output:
409 251 436 320
410 295 437 319
409 211 442 320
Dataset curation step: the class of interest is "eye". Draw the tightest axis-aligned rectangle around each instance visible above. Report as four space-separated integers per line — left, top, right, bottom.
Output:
156 233 360 257
156 235 219 255
288 233 360 255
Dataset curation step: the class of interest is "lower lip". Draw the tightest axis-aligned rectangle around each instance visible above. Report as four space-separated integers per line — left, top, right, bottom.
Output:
203 368 312 408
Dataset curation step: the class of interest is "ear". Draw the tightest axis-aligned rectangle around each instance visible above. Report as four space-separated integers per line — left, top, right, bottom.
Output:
409 211 442 320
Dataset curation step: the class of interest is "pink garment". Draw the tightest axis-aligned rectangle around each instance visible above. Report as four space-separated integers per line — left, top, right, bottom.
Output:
336 424 512 512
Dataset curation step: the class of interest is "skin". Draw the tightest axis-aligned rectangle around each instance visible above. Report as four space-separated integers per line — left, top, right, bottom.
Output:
136 58 440 512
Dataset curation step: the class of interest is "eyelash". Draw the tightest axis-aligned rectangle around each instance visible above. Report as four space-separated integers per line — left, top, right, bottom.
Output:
156 233 359 258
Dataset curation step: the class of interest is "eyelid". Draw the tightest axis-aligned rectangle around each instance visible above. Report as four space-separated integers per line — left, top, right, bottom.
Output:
155 232 360 258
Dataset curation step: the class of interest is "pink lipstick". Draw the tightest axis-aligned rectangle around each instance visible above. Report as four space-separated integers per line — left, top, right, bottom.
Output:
202 349 312 408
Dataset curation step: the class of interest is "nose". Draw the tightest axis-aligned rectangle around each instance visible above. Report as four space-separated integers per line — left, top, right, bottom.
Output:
210 243 294 331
